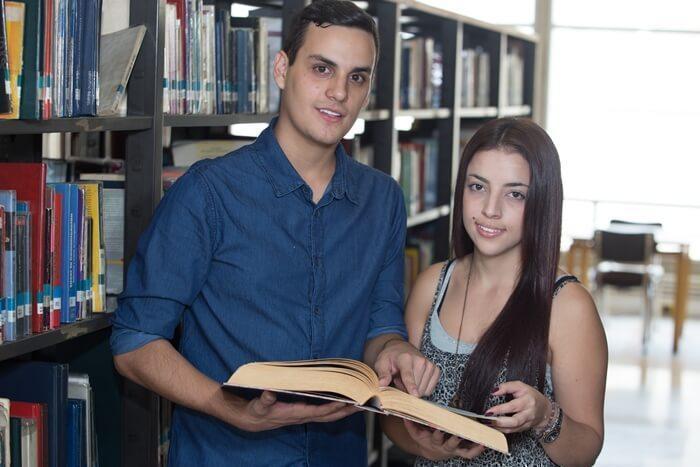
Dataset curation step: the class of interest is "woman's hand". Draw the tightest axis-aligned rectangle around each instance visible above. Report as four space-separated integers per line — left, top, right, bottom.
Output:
486 381 552 434
402 419 486 461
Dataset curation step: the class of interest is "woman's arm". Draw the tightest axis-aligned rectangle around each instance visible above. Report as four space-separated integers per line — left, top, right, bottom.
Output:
542 282 608 465
486 282 607 466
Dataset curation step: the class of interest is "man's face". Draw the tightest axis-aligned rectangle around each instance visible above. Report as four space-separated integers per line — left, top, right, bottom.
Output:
274 24 376 149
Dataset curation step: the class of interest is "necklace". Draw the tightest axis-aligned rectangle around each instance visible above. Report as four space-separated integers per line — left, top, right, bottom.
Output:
455 259 473 354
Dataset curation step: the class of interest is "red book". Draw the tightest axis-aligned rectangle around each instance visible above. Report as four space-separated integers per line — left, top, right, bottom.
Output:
0 205 5 341
0 163 47 333
50 190 62 329
10 400 48 467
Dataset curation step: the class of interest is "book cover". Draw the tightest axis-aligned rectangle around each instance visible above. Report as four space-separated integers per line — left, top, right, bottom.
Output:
65 399 85 467
0 360 68 467
68 373 94 467
0 0 12 114
0 163 47 334
15 201 31 337
97 25 146 116
50 189 63 329
0 398 9 465
17 0 42 119
10 400 47 467
0 1 26 120
0 190 17 341
0 205 5 343
76 182 104 312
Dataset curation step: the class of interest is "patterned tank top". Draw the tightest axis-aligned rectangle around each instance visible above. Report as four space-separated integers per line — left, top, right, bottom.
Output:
415 260 578 467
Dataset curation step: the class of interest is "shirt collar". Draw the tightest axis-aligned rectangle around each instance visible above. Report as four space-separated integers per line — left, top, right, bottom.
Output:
252 117 358 205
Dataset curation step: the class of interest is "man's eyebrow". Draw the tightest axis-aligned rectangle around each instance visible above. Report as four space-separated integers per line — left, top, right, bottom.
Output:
468 173 528 188
308 54 371 74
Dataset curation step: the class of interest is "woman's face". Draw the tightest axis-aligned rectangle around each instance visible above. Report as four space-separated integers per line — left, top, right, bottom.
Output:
462 148 531 259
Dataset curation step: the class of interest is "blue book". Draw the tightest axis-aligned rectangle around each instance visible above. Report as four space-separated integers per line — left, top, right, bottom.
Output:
65 399 85 467
0 190 17 341
50 183 77 323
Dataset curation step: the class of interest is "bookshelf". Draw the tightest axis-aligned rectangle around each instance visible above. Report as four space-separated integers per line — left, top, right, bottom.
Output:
0 1 537 466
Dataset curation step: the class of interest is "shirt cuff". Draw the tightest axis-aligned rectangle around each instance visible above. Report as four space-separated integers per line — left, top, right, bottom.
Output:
367 325 408 341
110 327 164 356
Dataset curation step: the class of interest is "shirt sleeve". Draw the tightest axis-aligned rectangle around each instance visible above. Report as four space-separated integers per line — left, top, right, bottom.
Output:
111 164 220 356
366 181 408 340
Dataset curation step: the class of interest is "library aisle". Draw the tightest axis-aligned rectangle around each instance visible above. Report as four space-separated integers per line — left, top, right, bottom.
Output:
598 316 700 466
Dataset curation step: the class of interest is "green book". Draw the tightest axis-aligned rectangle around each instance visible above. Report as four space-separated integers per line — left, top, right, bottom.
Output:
17 0 41 119
10 417 22 467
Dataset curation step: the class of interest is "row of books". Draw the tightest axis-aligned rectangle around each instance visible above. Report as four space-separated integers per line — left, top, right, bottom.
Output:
0 361 97 467
404 236 435 299
0 0 146 119
0 163 108 344
400 36 443 110
503 45 525 107
163 1 282 115
399 139 439 217
461 47 490 108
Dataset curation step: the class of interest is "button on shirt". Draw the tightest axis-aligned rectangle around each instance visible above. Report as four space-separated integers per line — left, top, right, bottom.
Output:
111 120 408 466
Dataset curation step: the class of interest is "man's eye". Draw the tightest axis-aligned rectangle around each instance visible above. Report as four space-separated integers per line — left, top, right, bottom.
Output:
314 65 330 74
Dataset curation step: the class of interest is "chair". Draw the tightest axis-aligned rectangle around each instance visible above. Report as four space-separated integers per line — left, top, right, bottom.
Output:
592 229 664 351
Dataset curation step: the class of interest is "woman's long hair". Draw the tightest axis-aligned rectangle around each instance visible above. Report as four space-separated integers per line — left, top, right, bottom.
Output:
451 118 563 413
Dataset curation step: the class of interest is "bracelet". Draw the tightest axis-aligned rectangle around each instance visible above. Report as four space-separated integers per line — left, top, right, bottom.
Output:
534 401 563 443
535 401 564 444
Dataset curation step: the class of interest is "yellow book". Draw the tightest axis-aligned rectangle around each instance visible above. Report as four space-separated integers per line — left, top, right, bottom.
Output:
225 358 509 455
77 182 106 312
0 1 24 119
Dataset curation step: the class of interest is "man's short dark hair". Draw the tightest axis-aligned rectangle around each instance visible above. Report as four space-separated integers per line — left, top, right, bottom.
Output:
283 0 379 67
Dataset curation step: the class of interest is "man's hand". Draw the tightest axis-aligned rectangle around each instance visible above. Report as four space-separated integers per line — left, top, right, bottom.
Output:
235 391 361 432
402 419 486 461
374 339 439 397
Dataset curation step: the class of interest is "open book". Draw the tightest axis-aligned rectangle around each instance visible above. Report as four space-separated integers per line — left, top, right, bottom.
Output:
224 358 508 454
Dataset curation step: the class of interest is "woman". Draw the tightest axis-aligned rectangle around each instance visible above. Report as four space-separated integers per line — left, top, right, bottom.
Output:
382 118 607 466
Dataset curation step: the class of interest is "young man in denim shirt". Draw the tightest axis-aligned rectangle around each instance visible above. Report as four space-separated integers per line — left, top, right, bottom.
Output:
111 1 439 465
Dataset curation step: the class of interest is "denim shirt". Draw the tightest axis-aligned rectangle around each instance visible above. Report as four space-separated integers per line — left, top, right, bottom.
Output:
110 120 408 466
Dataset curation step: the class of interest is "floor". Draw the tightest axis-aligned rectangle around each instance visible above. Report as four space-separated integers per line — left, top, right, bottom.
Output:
599 314 700 466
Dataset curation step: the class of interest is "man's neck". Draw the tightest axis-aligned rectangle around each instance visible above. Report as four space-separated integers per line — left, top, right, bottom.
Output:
274 117 338 203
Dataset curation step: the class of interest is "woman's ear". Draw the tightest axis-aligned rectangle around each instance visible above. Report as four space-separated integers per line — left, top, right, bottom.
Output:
273 50 289 91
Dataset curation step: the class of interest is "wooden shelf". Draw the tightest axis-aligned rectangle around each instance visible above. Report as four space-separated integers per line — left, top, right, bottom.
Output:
397 108 451 120
164 113 276 127
0 313 113 362
359 109 391 121
407 205 451 228
459 107 499 118
499 105 532 117
0 116 152 135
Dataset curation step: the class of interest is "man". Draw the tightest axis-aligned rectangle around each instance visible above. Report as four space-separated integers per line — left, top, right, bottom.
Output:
111 1 439 465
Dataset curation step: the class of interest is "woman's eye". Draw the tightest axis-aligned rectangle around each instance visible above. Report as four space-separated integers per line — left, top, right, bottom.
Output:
468 183 484 191
350 74 366 84
509 191 526 200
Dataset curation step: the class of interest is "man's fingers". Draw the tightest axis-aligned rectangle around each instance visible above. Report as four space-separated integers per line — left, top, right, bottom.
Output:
399 359 420 396
249 391 277 416
455 443 486 459
375 358 393 387
309 405 361 423
425 366 441 396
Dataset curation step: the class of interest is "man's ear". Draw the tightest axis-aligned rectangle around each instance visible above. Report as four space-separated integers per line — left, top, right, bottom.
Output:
273 50 289 90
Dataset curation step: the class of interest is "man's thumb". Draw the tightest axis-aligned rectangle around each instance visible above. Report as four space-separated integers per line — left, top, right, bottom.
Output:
251 391 276 415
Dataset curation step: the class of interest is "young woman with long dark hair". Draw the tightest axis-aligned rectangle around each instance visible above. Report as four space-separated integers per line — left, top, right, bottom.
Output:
382 118 607 466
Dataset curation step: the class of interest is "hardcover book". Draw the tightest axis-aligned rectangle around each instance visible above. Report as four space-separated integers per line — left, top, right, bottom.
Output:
225 358 508 454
